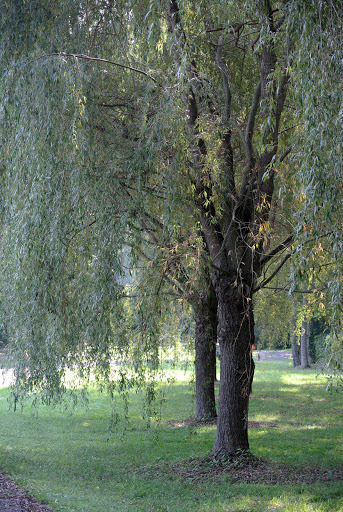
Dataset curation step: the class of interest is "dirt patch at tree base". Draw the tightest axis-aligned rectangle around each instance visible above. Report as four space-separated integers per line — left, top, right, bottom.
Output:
166 456 343 485
162 419 343 484
0 473 55 512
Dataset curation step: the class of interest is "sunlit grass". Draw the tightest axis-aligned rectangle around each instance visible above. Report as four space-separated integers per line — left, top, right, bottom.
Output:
0 359 342 512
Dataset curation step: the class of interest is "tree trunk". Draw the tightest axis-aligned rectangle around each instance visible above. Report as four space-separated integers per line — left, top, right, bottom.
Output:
291 299 300 367
307 320 312 363
211 274 255 456
292 333 301 367
300 296 311 369
194 282 217 421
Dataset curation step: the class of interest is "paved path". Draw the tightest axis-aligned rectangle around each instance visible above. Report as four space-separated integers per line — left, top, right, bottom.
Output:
254 350 292 361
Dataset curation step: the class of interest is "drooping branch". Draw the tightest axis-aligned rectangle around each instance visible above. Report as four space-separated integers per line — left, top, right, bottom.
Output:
25 52 162 87
66 218 97 246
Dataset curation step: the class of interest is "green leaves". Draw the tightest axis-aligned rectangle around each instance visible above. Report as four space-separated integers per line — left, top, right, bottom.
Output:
288 1 343 356
1 0 342 399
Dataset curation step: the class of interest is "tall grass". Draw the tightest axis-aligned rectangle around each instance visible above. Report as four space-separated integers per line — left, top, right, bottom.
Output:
0 360 342 512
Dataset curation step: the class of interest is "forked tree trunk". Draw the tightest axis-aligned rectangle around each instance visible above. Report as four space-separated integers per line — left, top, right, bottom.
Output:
194 283 217 421
211 274 255 456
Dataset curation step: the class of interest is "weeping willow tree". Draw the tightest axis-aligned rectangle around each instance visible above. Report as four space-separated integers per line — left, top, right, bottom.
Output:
134 0 297 455
0 0 342 456
109 0 343 451
288 0 343 381
0 0 219 421
0 1 167 402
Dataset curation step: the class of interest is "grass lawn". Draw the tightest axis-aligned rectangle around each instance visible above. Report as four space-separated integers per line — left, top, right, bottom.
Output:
0 360 342 512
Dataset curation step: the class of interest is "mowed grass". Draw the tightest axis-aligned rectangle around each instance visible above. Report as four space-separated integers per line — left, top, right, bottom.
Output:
0 360 342 512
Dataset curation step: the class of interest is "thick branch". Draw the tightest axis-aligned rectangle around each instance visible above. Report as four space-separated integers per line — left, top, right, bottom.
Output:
239 80 261 201
274 69 290 140
253 251 291 294
165 0 224 257
199 211 223 267
257 233 293 272
258 57 291 194
246 81 261 156
166 0 180 31
215 34 236 219
279 144 293 163
100 103 131 108
216 34 231 123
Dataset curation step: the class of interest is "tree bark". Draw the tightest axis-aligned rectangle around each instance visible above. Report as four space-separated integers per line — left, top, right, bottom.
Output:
292 332 301 367
307 320 313 363
291 298 300 367
194 281 217 421
211 273 255 456
300 296 311 369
